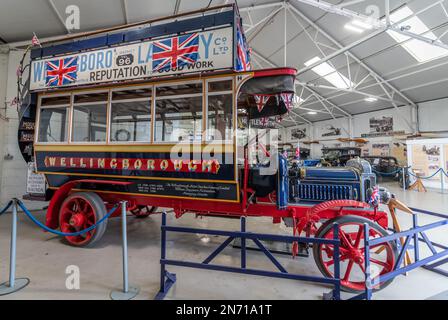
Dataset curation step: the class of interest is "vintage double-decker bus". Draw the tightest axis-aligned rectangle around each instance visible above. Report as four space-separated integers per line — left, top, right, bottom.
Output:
19 4 400 293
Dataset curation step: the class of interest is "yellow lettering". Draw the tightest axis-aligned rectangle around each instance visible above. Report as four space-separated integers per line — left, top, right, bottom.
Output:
160 160 169 171
110 159 117 169
147 160 155 170
173 160 183 171
122 159 130 170
47 157 56 166
97 158 105 168
60 158 66 167
80 158 86 168
188 160 198 172
214 160 220 174
202 160 213 173
134 159 142 170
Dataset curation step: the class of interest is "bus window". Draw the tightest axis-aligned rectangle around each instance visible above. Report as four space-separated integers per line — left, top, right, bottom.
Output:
236 107 249 165
72 92 108 142
154 82 203 142
38 107 69 143
37 95 70 143
206 79 233 141
110 88 152 142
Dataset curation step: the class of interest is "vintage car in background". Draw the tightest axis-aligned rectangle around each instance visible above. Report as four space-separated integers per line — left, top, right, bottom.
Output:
363 156 400 181
321 147 361 167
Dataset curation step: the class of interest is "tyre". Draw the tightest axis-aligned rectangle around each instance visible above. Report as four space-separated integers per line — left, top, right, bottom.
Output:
313 215 398 293
59 192 108 247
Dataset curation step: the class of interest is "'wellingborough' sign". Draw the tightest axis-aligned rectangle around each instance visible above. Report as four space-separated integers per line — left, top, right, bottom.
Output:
30 27 233 91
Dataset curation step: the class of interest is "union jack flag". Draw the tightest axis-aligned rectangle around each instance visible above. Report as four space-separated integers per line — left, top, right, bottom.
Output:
295 142 301 160
45 57 78 87
236 26 251 72
254 94 270 113
152 33 199 72
369 187 381 206
280 93 294 112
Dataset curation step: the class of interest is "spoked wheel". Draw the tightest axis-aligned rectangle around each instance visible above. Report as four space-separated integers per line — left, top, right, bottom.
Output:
59 192 107 247
131 206 157 219
313 215 398 293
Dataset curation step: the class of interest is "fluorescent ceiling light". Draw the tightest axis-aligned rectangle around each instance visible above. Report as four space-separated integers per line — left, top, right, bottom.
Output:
386 6 448 63
364 97 378 102
352 19 373 30
345 24 364 33
307 111 317 115
304 56 354 89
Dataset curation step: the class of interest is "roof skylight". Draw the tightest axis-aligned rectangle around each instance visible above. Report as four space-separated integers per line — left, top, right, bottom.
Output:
304 56 354 89
386 6 448 63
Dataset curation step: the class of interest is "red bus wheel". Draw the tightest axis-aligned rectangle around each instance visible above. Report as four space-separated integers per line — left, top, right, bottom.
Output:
59 192 107 247
313 215 398 293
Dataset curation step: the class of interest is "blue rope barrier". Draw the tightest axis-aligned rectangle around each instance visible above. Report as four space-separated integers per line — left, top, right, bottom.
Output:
371 166 448 179
0 200 13 216
407 168 443 180
16 200 119 237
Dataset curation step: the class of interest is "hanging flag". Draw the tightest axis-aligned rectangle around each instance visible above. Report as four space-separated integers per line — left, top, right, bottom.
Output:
236 26 251 72
254 94 270 113
31 33 41 47
280 93 294 112
152 33 199 72
369 187 381 206
45 57 78 87
295 142 301 160
10 97 18 106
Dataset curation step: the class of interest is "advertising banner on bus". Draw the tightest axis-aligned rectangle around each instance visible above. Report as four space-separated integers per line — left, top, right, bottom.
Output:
30 27 233 91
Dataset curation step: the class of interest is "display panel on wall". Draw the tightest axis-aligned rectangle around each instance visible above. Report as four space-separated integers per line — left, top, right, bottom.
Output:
320 124 342 137
411 144 441 181
362 115 405 138
289 126 308 141
407 139 445 186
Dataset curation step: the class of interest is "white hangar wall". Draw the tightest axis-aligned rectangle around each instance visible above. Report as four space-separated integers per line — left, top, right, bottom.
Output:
0 52 8 202
0 49 43 209
0 50 26 204
418 98 448 133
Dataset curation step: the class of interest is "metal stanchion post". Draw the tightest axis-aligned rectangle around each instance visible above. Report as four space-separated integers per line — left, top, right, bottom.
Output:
110 201 139 300
440 170 445 194
241 217 246 269
0 199 30 296
402 167 406 192
363 223 372 300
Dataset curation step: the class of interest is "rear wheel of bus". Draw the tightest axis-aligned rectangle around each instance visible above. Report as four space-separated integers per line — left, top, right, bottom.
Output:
59 192 108 247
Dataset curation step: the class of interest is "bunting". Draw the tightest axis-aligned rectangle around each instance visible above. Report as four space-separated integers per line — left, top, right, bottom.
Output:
253 94 271 113
280 93 294 112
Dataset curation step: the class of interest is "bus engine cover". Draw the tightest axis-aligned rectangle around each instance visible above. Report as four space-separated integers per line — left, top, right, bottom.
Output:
289 159 376 203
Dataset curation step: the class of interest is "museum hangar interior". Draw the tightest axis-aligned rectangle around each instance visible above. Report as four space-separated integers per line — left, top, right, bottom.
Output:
0 0 448 301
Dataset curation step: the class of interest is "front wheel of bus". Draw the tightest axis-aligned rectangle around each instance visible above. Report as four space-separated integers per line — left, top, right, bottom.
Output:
59 192 108 247
313 215 398 293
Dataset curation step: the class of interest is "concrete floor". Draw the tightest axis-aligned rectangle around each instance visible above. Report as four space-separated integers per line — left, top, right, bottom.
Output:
0 181 447 300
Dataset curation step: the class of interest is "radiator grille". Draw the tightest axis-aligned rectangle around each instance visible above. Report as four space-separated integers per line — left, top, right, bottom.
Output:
298 184 353 201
